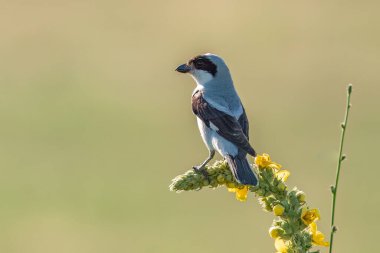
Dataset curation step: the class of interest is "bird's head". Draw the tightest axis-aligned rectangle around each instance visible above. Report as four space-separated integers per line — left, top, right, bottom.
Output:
175 53 231 86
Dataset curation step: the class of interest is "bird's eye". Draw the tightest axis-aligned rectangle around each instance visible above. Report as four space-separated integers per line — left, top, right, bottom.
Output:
194 60 205 68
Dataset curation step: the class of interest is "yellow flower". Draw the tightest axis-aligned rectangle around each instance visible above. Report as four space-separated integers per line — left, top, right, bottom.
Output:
235 186 248 201
309 222 330 247
227 186 248 201
275 238 289 252
276 170 290 182
273 204 285 216
255 153 282 170
301 207 320 225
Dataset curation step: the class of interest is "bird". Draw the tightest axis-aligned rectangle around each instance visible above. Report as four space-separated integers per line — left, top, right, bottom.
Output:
175 53 258 186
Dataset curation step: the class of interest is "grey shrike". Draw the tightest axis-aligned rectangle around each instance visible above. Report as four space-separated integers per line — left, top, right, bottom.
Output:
175 53 258 186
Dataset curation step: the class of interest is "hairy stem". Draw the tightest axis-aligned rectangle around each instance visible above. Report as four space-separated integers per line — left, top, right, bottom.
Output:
329 84 352 253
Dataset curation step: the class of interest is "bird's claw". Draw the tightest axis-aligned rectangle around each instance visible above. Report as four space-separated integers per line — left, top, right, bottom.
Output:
193 166 210 181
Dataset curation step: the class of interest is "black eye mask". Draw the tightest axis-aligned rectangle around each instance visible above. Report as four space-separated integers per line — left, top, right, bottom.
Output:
189 56 217 77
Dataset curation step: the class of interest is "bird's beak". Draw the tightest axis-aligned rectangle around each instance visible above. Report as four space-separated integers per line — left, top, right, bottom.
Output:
175 63 191 73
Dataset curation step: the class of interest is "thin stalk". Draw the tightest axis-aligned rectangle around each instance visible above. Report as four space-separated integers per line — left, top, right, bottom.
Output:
329 84 352 253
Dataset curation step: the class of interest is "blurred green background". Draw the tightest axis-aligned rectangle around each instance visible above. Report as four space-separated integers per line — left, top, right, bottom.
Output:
0 0 379 252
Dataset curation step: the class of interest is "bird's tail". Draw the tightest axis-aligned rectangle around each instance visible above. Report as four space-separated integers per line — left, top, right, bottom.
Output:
225 154 258 186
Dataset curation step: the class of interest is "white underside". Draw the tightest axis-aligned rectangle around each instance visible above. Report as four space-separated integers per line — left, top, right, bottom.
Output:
197 117 238 157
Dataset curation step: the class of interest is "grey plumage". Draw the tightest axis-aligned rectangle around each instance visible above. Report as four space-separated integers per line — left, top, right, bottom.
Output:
176 53 258 186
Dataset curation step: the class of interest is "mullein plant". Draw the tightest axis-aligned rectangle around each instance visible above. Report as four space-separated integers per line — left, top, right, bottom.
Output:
169 85 352 253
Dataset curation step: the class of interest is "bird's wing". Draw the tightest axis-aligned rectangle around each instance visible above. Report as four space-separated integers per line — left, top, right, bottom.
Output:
238 107 250 140
192 90 256 156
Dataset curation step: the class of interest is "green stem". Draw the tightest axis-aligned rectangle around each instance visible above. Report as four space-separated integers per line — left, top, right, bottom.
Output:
329 84 352 253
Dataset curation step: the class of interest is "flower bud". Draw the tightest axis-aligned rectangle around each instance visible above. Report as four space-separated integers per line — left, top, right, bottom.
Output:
348 83 352 94
277 182 286 191
269 226 283 239
296 191 306 203
210 179 218 187
217 174 225 183
226 182 236 188
259 197 273 212
256 189 266 196
202 180 209 186
273 204 285 216
267 196 276 204
275 238 290 252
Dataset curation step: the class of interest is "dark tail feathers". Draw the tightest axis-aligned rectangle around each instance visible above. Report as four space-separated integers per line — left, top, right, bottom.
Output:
225 155 258 186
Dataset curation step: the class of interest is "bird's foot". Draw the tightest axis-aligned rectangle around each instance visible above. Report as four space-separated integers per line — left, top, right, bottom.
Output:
193 165 210 181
